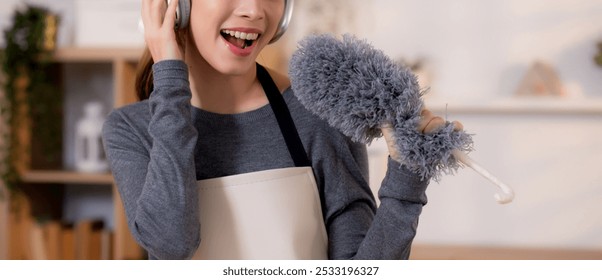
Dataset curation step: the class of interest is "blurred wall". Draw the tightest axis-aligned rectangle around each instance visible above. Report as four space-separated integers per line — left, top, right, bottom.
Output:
360 0 602 99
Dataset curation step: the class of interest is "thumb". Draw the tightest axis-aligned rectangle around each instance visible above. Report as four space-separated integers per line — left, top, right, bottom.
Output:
381 123 401 163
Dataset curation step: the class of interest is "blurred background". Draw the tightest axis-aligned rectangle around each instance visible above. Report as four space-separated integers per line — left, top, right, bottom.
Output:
0 0 601 260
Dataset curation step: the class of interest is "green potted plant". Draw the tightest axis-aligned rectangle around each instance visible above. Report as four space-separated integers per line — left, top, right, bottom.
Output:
1 6 62 196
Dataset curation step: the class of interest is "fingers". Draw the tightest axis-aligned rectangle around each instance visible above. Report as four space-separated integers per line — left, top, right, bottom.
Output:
141 0 165 30
418 109 444 134
418 109 464 134
382 110 464 162
142 0 175 30
451 120 464 132
141 0 183 61
164 0 179 29
150 0 165 29
141 0 150 29
380 123 402 163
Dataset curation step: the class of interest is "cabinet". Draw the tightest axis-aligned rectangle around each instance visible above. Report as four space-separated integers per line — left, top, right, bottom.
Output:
2 47 144 260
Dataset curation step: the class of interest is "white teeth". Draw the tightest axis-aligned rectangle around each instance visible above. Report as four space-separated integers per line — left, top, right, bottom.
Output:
222 30 259 40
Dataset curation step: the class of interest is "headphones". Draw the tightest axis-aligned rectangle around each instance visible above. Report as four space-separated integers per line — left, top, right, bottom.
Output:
174 0 294 44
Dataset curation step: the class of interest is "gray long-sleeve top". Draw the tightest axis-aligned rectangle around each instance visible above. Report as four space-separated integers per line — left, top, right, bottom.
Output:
101 60 430 260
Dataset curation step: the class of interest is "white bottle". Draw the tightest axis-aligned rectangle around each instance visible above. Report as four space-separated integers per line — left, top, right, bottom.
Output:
74 101 108 173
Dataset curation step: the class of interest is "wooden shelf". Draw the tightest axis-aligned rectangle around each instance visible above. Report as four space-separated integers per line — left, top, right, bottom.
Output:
4 45 145 260
411 244 602 260
52 47 143 63
21 170 113 185
425 97 602 115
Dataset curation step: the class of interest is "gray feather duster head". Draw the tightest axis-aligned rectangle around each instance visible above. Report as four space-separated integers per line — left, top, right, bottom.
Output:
289 34 473 181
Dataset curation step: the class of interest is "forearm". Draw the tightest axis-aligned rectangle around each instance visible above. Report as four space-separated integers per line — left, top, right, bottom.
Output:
104 60 200 259
328 157 428 260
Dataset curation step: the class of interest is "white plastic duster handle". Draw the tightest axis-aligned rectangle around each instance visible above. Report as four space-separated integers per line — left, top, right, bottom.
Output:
451 149 515 204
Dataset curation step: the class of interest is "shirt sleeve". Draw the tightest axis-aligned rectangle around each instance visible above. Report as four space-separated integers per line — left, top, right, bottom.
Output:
102 60 200 259
320 134 429 260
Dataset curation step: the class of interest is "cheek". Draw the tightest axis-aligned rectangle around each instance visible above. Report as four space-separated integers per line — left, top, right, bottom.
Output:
189 8 211 35
269 2 286 35
188 11 222 52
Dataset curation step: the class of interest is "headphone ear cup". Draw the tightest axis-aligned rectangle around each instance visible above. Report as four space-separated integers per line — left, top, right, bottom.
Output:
176 0 191 29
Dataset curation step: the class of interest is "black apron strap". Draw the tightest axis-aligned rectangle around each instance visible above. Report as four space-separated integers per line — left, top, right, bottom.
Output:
256 63 311 167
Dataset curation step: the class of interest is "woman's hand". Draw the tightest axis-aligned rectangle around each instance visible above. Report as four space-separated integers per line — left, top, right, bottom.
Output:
141 0 185 61
382 109 464 163
416 109 463 134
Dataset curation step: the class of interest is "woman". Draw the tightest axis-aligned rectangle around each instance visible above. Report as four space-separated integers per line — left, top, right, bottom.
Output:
102 0 461 260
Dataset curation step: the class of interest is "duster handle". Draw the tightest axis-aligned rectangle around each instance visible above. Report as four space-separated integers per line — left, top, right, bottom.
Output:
451 149 515 204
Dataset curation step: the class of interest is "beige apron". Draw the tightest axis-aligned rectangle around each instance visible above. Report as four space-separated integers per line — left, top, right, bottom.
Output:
190 64 328 259
192 167 328 259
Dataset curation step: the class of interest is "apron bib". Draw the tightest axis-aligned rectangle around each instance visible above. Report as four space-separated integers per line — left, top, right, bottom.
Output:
191 64 328 260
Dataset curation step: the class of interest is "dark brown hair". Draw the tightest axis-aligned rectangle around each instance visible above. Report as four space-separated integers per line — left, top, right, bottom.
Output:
135 48 154 101
136 28 188 101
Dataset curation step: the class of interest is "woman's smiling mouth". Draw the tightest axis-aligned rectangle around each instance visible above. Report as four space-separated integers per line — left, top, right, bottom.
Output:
220 29 261 49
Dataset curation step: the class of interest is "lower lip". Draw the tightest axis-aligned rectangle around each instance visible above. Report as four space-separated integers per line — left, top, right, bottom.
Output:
222 37 255 57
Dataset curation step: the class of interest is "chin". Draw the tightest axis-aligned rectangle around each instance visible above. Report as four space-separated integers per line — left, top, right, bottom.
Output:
212 60 257 76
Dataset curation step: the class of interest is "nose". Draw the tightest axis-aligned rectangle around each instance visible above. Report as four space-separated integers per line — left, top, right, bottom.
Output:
233 0 265 20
